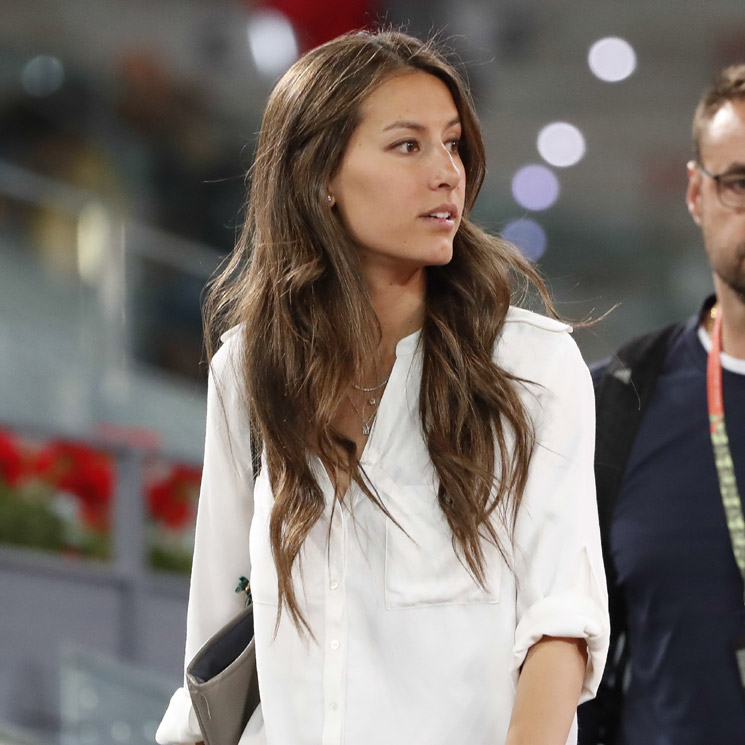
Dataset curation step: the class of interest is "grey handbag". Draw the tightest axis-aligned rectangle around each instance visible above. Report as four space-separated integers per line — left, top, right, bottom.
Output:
186 579 260 745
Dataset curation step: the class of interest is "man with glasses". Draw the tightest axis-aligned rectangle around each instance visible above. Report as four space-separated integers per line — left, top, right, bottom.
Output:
578 65 745 744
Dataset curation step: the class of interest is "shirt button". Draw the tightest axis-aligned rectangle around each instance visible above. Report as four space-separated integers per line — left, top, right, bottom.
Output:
329 580 339 590
329 702 338 711
330 639 340 650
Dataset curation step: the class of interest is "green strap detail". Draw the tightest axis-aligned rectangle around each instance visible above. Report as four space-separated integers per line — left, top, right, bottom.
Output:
235 575 253 607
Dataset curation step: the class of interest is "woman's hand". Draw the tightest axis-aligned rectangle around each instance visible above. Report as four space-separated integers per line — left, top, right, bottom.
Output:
505 635 588 745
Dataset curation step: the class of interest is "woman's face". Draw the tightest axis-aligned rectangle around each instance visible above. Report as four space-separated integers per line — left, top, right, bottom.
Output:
329 71 466 280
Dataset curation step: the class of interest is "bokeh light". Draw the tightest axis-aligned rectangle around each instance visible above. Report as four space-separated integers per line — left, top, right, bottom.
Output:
502 218 547 262
588 37 637 82
537 122 586 168
247 10 299 79
21 56 64 96
511 165 560 211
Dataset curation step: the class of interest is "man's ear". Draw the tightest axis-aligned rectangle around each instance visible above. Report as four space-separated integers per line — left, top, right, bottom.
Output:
686 160 703 227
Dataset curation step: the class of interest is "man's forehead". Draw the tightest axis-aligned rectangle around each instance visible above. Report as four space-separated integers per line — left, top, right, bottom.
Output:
701 99 745 155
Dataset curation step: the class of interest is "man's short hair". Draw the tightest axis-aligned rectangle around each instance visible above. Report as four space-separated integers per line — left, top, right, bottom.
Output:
692 64 745 160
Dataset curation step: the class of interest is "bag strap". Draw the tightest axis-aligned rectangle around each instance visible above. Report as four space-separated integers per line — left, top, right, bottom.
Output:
579 319 686 745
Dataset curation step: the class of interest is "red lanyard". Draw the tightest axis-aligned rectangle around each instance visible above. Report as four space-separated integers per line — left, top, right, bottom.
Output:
706 310 745 596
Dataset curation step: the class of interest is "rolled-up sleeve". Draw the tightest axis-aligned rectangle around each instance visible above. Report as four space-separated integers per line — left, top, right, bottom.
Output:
511 333 610 703
156 329 255 744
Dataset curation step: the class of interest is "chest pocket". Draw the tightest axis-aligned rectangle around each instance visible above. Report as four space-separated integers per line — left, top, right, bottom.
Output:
384 485 501 609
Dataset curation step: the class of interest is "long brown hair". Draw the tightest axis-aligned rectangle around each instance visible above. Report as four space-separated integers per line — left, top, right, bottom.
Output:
204 29 556 633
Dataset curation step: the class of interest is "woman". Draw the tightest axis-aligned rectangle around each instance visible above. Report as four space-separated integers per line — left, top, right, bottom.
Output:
157 29 609 745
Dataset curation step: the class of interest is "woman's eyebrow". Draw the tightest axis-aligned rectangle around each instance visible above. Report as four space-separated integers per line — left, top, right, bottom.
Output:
382 117 461 133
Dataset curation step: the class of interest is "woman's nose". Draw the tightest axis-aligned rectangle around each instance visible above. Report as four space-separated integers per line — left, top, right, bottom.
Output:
429 147 462 191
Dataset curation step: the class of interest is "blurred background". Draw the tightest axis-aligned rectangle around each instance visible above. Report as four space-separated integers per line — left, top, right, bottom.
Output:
1 0 743 743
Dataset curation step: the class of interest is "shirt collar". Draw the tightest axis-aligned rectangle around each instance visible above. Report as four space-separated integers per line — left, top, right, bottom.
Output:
395 328 422 358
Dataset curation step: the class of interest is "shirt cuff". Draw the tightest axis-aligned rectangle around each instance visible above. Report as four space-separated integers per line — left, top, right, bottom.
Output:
511 591 610 703
155 687 201 745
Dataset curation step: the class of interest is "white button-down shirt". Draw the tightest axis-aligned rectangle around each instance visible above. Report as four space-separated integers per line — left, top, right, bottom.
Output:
156 307 610 745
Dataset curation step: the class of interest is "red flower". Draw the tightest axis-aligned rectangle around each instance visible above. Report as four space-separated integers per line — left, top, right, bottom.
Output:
0 429 23 487
147 463 201 530
35 441 114 531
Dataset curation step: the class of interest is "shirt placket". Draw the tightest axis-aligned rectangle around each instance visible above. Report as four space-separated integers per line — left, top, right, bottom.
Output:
321 502 349 745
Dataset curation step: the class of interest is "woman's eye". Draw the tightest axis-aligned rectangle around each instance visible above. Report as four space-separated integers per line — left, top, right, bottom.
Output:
447 139 461 154
394 140 419 153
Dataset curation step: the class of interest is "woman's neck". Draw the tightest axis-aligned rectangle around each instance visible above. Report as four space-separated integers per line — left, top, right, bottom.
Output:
365 265 426 370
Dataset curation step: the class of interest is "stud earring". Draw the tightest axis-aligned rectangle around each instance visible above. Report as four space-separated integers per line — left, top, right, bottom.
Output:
327 194 333 203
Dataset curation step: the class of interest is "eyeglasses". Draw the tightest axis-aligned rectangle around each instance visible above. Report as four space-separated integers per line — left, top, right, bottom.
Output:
697 162 745 210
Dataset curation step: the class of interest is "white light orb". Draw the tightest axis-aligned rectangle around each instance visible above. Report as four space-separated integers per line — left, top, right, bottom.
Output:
502 218 547 262
511 165 560 211
247 9 299 79
588 37 637 83
537 122 586 168
21 56 64 96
